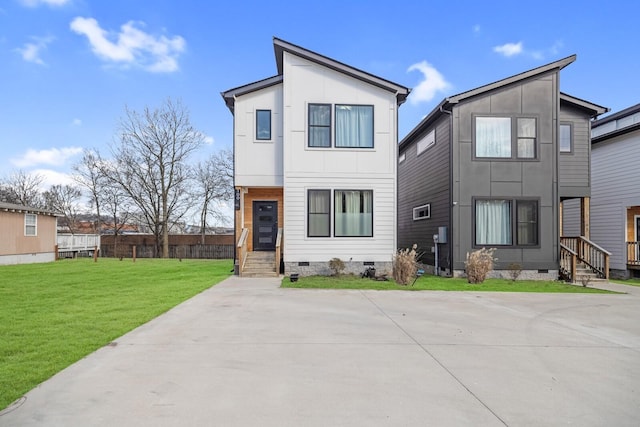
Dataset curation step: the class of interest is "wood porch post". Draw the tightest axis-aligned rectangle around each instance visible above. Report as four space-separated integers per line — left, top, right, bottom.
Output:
559 200 563 238
580 197 590 239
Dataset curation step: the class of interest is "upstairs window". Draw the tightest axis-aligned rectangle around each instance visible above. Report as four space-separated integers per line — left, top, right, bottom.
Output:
25 213 37 236
256 110 271 141
560 123 572 153
417 129 435 156
308 104 331 147
335 105 374 148
475 116 537 159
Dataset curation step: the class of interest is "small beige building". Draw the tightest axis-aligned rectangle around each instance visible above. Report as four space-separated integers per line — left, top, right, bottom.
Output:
0 202 58 265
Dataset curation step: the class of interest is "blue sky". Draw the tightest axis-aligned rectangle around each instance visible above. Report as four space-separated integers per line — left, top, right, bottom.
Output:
1 0 639 191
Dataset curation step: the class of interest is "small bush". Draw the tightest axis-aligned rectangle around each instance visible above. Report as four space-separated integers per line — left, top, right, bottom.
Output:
393 244 419 286
465 248 497 284
328 258 345 276
580 275 591 287
507 262 522 282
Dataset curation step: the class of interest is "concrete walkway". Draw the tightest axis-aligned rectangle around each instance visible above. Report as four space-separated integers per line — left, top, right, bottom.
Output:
1 277 639 426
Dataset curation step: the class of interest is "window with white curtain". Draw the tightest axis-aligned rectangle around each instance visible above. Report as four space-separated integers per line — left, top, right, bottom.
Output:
334 190 373 237
475 199 539 246
475 200 511 245
335 105 373 148
476 117 511 158
308 190 330 237
25 213 37 236
475 116 537 159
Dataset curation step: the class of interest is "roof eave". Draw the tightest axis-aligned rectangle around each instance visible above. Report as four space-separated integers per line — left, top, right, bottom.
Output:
273 37 410 105
221 75 283 113
447 55 577 104
560 92 609 118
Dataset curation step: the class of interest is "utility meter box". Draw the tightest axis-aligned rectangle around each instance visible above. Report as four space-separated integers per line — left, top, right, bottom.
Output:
438 226 447 244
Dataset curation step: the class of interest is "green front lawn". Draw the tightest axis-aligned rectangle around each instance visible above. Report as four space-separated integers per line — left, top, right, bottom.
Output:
610 278 640 287
282 273 616 293
0 258 232 410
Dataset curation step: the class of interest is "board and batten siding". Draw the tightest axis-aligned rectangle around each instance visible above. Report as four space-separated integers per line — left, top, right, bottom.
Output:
451 73 559 271
559 103 591 198
589 129 640 271
234 84 283 187
398 115 451 271
281 51 398 263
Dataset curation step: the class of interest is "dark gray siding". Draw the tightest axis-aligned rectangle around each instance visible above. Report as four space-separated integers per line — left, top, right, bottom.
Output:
559 103 591 197
398 115 451 273
451 74 560 272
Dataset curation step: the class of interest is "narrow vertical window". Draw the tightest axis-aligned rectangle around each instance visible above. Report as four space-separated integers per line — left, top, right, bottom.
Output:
517 118 536 158
334 190 373 237
25 213 37 236
309 104 331 147
308 190 330 237
335 105 374 148
516 200 538 245
256 110 271 141
560 124 572 153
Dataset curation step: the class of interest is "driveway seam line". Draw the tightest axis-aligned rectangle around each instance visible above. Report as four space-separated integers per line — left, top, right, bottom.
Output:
359 290 509 427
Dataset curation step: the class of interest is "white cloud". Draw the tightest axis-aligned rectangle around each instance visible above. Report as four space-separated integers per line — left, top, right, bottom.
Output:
15 36 54 66
19 0 71 7
473 24 481 35
407 60 451 105
493 42 523 57
33 169 75 190
204 135 214 145
70 17 186 73
11 147 83 168
72 118 82 126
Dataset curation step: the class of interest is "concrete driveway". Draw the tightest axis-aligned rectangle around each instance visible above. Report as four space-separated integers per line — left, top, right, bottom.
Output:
1 277 639 426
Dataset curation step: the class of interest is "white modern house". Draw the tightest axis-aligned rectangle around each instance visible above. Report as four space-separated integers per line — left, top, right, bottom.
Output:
222 38 410 276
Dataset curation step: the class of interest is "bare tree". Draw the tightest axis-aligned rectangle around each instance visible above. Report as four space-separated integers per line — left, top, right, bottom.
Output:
73 149 106 233
105 98 206 258
1 170 44 207
193 149 233 243
43 184 83 233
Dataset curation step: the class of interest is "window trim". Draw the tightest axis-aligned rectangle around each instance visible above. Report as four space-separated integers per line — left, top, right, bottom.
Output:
412 204 431 221
473 114 539 161
472 197 540 248
308 103 332 148
25 213 37 236
307 189 331 238
559 122 573 154
255 109 272 141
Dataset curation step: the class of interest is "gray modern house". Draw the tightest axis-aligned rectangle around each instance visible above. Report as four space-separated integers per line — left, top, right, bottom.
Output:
398 55 608 280
564 103 640 278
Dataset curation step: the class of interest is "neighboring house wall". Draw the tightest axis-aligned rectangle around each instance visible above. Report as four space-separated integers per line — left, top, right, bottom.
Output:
281 52 400 273
0 207 57 265
398 115 451 273
590 126 640 274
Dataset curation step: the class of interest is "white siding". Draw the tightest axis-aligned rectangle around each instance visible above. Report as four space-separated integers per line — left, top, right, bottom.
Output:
590 129 640 270
234 84 283 186
281 52 398 262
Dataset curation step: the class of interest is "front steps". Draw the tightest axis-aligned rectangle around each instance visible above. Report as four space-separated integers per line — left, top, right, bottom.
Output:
575 262 608 285
242 251 279 277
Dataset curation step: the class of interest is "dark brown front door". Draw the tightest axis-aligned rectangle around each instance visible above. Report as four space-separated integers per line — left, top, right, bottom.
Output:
253 201 277 251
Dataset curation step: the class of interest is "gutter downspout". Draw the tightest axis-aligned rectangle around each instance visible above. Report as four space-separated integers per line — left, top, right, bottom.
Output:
440 104 453 276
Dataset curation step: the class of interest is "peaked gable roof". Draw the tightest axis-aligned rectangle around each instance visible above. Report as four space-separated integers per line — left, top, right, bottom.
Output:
0 201 57 216
400 55 583 150
221 38 411 113
560 92 609 118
